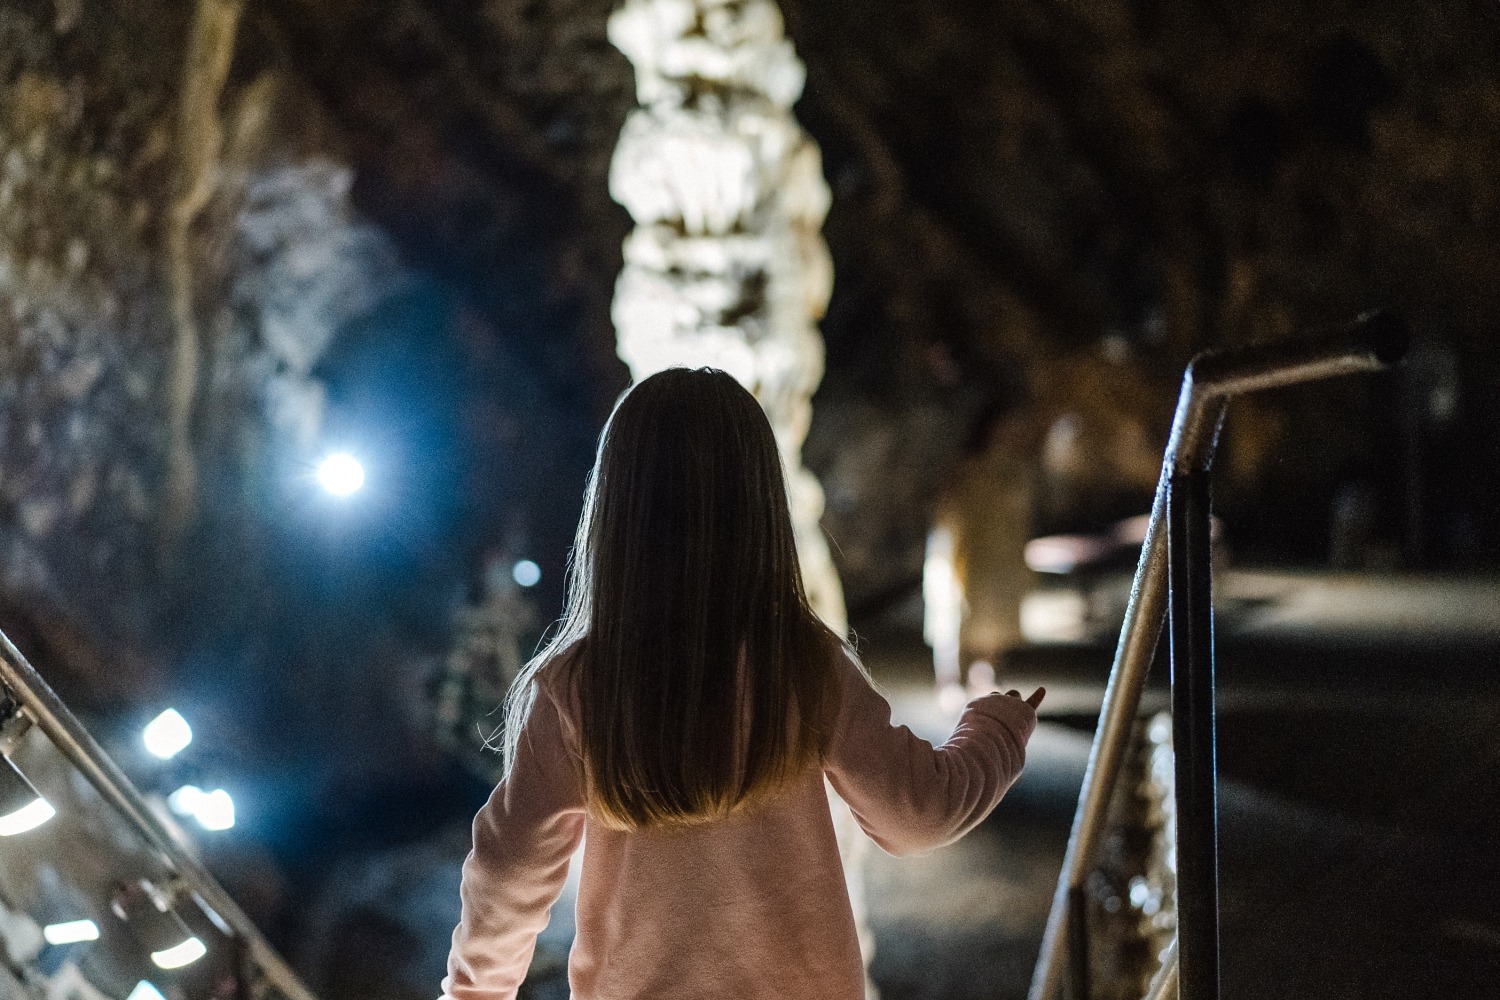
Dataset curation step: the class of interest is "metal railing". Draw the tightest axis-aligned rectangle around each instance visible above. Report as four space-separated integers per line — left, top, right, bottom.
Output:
0 630 320 1000
1028 312 1409 1000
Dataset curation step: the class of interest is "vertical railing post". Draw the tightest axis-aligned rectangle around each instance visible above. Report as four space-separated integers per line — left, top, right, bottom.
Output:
1029 311 1405 1000
1168 467 1220 1000
1067 887 1090 998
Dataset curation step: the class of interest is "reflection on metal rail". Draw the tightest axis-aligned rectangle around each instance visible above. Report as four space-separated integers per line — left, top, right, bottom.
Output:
0 630 320 1000
1028 312 1409 1000
1142 938 1179 1000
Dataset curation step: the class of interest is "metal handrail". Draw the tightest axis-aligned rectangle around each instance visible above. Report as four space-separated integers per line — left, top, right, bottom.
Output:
1142 938 1179 1000
0 631 320 1000
1028 312 1409 1000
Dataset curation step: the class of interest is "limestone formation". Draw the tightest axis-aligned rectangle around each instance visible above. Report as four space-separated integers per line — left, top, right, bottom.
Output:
606 0 845 632
606 2 869 992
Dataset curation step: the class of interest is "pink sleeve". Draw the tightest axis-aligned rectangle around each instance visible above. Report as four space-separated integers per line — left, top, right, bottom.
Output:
822 647 1036 857
440 684 586 1000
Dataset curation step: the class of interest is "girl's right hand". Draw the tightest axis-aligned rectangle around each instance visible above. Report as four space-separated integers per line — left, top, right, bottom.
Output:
1004 687 1046 709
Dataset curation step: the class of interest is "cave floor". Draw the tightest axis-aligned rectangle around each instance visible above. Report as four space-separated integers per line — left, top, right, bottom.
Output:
290 574 1500 1000
519 573 1500 1000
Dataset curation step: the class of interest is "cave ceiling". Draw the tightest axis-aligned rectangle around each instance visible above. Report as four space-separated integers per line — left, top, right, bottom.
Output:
251 0 1500 611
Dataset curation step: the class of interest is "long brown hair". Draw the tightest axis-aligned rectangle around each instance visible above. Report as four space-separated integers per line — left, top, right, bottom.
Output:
501 368 842 829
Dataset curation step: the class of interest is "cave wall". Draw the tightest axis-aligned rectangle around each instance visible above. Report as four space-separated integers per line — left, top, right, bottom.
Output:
254 0 1500 621
0 0 450 678
788 0 1500 602
0 0 1494 729
0 0 198 689
0 0 1493 787
0 4 617 985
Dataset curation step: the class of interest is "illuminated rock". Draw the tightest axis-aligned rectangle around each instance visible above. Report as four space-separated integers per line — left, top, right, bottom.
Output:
607 1 867 991
608 0 845 633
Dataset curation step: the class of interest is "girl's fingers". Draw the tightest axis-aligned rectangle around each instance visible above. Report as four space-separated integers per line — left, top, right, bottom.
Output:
1005 689 1021 698
1026 687 1047 708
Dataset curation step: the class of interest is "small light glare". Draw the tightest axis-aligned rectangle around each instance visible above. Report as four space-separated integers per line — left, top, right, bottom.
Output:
0 796 56 836
127 983 167 1000
316 453 366 497
43 919 100 945
151 935 207 970
143 709 192 760
168 785 235 831
512 560 541 588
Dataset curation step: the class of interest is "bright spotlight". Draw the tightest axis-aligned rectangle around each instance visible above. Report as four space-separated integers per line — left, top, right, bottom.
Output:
127 984 167 1000
0 756 55 836
167 785 204 816
143 709 192 760
512 560 541 588
167 785 235 831
316 453 366 497
151 936 207 970
195 789 235 831
43 919 101 945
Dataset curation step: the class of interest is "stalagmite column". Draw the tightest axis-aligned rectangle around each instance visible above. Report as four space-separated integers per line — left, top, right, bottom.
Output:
607 2 872 992
607 0 846 634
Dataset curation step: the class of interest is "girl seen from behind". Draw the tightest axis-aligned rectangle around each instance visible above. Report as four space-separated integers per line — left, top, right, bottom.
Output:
441 367 1044 1000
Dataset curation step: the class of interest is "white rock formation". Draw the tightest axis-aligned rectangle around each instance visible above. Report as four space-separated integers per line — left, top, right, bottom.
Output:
607 3 870 993
607 0 845 633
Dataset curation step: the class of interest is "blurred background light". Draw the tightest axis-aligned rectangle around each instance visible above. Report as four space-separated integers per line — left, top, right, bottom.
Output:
142 709 192 760
112 881 206 970
167 784 204 816
0 756 55 835
150 936 206 970
1024 534 1113 575
167 785 236 831
43 919 100 945
1019 588 1090 645
195 789 236 831
511 559 541 588
126 984 166 1000
316 452 366 497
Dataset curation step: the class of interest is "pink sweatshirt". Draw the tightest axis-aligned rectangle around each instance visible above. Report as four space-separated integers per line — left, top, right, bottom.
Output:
440 647 1038 1000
